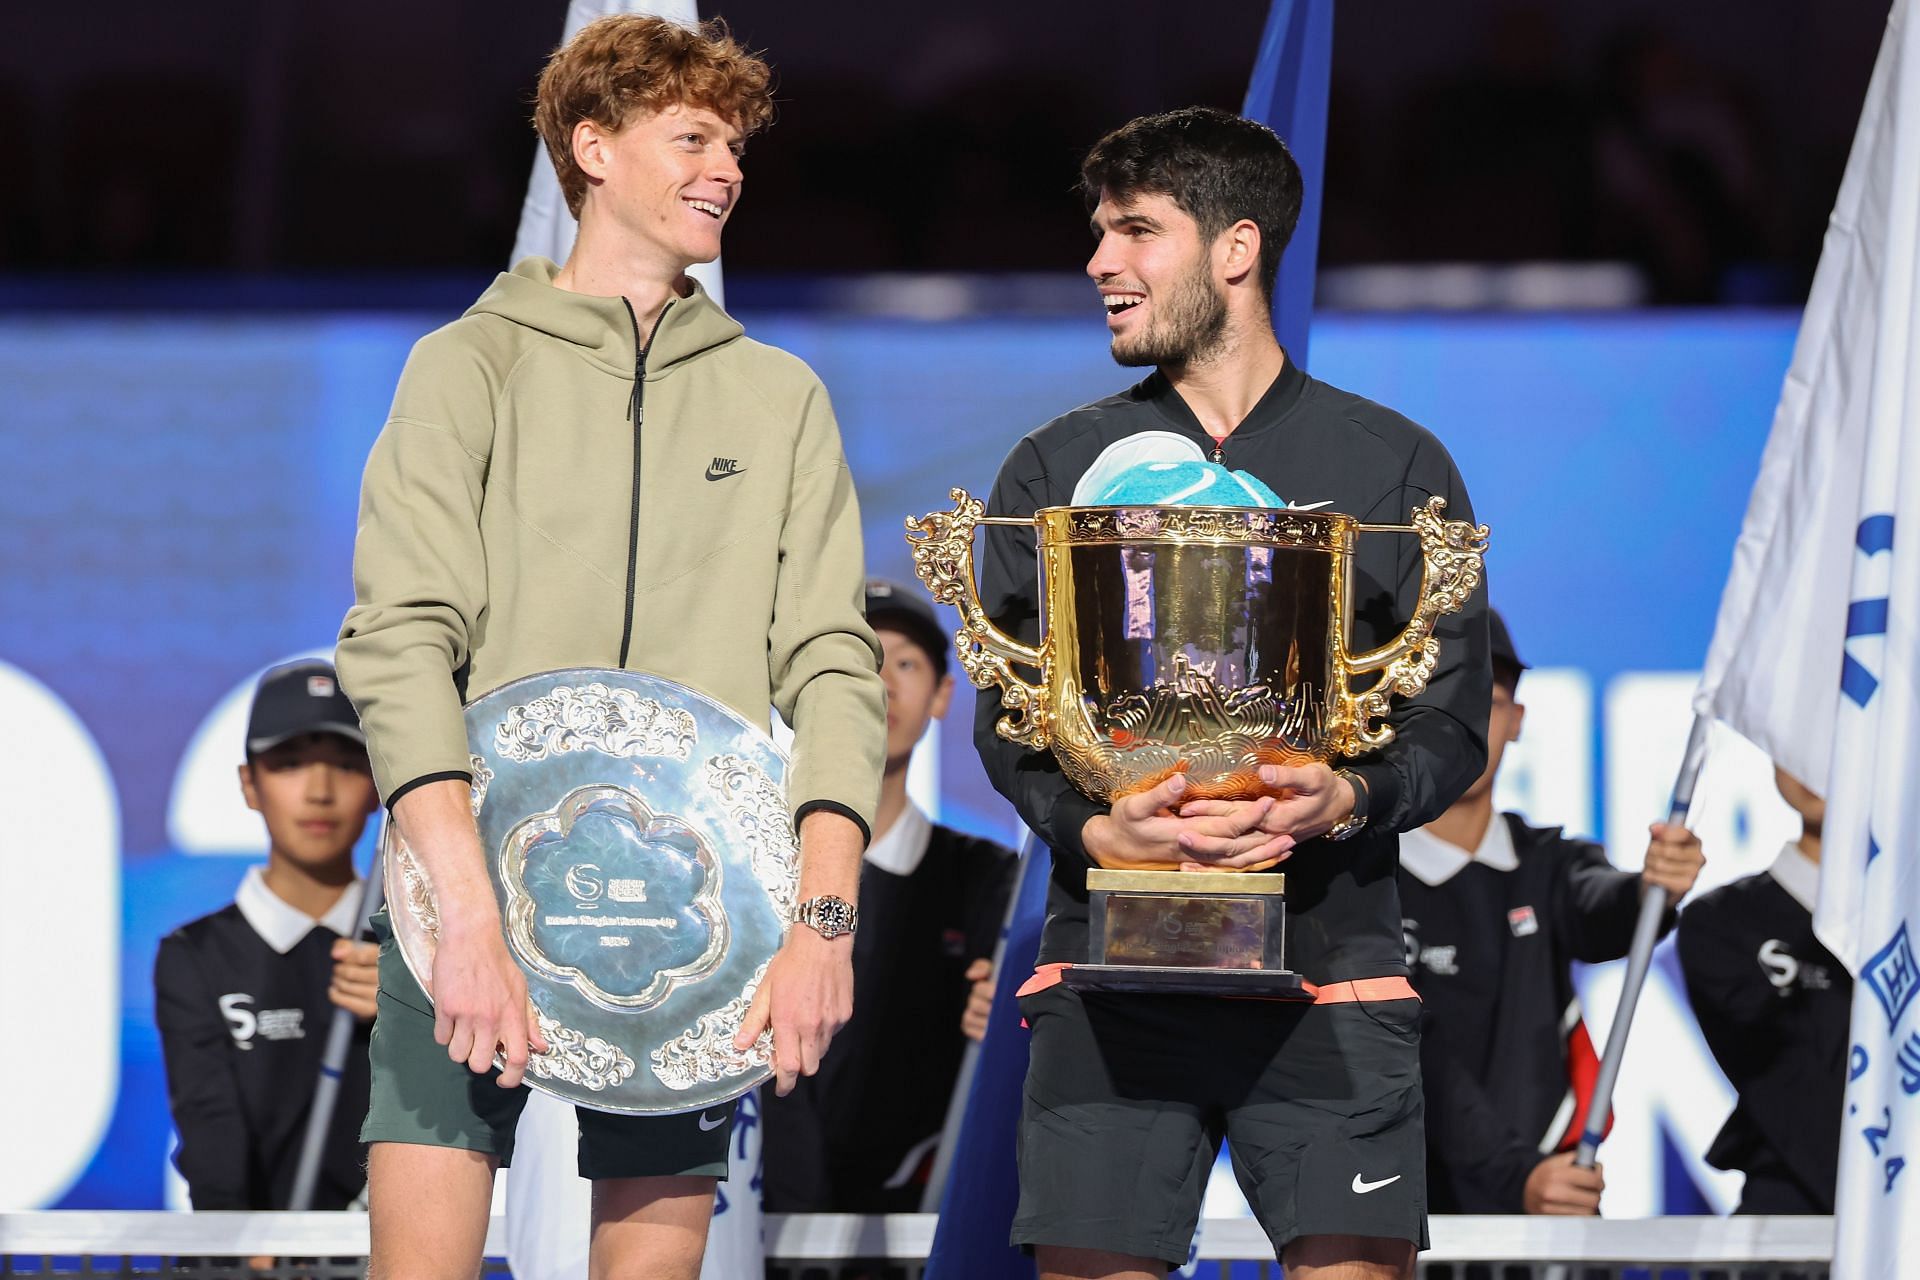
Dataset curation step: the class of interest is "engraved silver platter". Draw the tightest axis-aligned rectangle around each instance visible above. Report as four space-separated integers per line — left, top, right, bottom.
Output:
383 668 796 1114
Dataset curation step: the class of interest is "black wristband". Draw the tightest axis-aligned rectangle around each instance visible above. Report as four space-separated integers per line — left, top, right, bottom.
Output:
385 770 473 813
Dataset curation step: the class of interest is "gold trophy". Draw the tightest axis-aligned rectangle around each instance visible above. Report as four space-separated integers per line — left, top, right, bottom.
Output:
907 491 1487 996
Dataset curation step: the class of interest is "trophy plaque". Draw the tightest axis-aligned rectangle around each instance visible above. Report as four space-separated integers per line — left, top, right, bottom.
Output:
1079 868 1298 995
384 668 797 1114
907 491 1487 997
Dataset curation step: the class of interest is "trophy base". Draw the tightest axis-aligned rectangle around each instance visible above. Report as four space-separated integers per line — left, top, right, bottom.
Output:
1082 868 1308 999
1061 964 1313 999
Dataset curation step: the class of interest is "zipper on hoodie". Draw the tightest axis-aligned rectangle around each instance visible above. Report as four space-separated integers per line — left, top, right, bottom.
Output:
617 298 671 669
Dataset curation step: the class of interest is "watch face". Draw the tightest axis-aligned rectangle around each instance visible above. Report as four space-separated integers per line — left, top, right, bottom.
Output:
805 896 856 937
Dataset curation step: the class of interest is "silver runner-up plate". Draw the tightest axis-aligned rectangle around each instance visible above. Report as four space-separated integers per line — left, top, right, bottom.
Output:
383 668 796 1115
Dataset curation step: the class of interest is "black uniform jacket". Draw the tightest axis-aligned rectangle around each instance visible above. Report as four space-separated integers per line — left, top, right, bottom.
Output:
154 897 371 1210
975 359 1491 980
1401 813 1657 1212
763 821 1017 1212
1678 854 1849 1213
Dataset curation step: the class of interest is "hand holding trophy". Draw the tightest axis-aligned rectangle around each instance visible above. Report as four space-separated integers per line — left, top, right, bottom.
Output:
907 467 1487 997
383 670 799 1112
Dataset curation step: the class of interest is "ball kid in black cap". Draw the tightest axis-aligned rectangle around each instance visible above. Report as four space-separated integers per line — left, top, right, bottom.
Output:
246 659 366 757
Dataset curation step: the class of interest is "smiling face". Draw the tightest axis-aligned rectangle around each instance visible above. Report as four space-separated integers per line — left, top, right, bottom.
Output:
239 732 377 875
574 101 745 273
1087 190 1230 369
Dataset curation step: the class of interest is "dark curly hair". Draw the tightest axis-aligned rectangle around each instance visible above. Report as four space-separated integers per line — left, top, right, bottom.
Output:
1081 107 1303 303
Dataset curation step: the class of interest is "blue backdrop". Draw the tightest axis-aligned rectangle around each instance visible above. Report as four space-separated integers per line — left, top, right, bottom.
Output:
0 305 1798 1211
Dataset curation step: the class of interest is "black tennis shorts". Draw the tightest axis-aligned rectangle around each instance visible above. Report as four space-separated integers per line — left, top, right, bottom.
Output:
1012 980 1428 1268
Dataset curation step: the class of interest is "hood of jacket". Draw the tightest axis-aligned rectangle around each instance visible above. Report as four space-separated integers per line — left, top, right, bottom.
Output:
464 256 746 379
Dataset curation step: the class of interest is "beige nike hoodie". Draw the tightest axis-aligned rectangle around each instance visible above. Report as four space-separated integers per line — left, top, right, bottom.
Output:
337 256 885 836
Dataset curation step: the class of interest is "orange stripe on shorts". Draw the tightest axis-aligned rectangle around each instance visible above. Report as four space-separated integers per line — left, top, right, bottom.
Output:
1310 976 1420 1004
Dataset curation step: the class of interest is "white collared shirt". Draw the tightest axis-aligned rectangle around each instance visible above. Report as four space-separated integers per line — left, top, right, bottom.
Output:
864 800 933 878
1767 840 1821 914
235 865 365 955
1399 813 1520 887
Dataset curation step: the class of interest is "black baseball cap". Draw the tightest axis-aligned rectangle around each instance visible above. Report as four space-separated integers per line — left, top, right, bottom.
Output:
1489 609 1528 687
246 659 366 756
865 578 950 676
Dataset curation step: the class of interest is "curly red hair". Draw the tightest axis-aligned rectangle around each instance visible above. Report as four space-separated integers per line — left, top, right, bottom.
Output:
534 15 774 217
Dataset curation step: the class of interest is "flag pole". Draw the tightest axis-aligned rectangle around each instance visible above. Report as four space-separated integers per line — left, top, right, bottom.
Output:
1573 712 1711 1169
920 830 1039 1211
287 843 386 1211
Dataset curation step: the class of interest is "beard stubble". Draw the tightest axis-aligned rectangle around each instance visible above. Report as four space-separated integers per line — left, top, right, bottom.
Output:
1110 252 1230 369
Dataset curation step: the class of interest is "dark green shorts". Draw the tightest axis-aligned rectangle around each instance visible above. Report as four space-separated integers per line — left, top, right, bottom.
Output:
361 909 733 1181
1012 983 1428 1267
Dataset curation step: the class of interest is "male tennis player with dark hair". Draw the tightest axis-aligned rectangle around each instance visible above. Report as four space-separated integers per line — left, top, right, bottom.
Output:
975 107 1490 1280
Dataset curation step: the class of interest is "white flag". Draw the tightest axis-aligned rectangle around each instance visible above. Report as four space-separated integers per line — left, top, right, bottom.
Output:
1694 2 1920 1274
504 5 756 1278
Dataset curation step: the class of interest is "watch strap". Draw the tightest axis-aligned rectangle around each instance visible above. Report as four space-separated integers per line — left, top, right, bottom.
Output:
1336 768 1370 821
1327 769 1370 841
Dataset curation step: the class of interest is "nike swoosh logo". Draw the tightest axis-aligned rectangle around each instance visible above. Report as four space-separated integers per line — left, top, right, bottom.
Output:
705 465 746 481
1287 499 1336 511
697 1110 729 1132
1351 1173 1401 1194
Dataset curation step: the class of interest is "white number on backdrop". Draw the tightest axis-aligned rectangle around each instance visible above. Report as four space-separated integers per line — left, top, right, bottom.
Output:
0 660 119 1208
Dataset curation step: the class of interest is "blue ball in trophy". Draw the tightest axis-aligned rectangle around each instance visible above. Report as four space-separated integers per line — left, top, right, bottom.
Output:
1093 459 1285 509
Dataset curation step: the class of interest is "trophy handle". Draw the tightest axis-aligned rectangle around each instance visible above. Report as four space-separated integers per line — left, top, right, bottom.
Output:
1332 496 1490 756
905 487 1053 750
